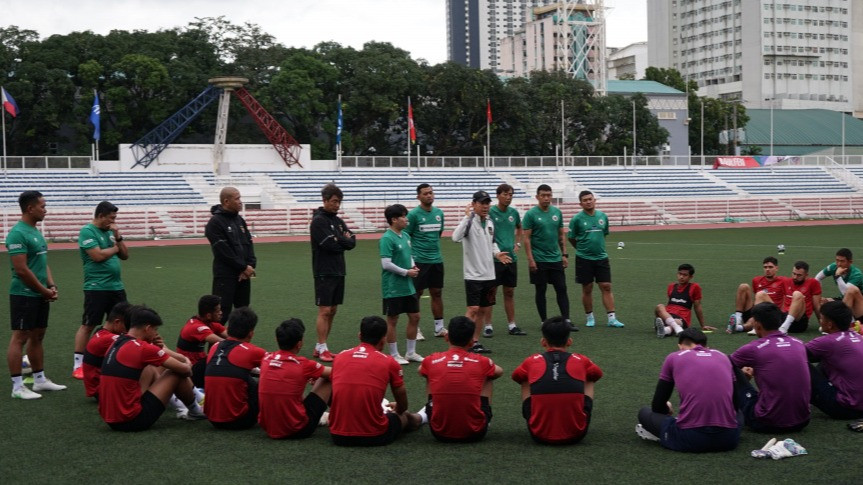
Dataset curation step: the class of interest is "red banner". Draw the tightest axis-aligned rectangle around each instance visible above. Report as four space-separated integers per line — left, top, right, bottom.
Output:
712 156 761 169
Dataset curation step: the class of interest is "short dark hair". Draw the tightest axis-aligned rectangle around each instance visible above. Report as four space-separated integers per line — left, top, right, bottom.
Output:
541 316 571 347
837 248 853 260
762 256 778 266
793 260 809 272
821 300 853 331
94 201 118 218
385 204 408 225
108 301 133 331
198 295 221 317
536 184 552 195
751 302 783 330
18 191 43 212
447 316 475 347
416 183 431 194
226 307 258 339
496 183 513 195
578 190 593 201
678 263 695 276
128 305 163 329
275 318 305 350
321 183 343 201
360 315 388 345
678 327 707 346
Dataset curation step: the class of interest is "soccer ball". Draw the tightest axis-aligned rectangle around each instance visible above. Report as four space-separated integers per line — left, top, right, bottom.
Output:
617 241 625 250
777 244 786 254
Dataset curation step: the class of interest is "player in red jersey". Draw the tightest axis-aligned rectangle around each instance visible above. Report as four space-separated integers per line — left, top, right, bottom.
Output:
512 316 603 444
418 316 503 442
728 257 787 333
82 302 131 399
204 307 267 430
653 264 714 338
176 295 226 389
259 318 331 439
329 316 422 446
98 305 205 431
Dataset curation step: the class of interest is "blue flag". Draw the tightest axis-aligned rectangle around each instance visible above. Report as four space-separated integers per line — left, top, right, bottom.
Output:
336 100 342 145
89 91 100 141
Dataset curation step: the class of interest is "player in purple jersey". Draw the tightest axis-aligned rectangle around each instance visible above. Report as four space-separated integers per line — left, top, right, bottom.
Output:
636 328 740 452
730 302 810 433
805 300 863 419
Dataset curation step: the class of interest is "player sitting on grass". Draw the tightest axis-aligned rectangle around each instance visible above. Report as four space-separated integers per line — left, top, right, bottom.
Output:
512 316 603 445
258 318 332 439
176 295 226 395
727 256 785 333
204 307 266 430
98 305 205 431
329 316 422 446
418 316 503 442
82 301 131 399
636 327 740 452
805 301 863 420
653 263 713 338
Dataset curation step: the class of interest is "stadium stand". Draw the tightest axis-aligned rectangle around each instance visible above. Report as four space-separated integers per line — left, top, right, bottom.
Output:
710 167 856 195
563 168 736 198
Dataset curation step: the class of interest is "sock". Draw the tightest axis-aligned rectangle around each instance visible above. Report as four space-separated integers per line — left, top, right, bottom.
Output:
664 317 676 326
389 342 399 356
585 312 594 320
735 312 743 326
508 322 517 330
779 314 795 333
406 339 416 355
417 405 429 424
33 371 46 384
187 402 204 415
735 324 745 332
670 321 684 335
315 343 323 352
663 326 673 336
434 319 444 331
11 375 23 389
607 311 617 321
73 353 84 369
194 387 205 402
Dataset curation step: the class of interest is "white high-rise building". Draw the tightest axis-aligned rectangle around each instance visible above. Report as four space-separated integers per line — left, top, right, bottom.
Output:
447 0 551 71
648 0 861 116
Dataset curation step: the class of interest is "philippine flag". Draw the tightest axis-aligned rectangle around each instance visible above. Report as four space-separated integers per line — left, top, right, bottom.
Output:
1 86 20 117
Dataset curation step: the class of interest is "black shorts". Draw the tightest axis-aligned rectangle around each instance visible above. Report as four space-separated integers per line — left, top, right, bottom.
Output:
10 294 50 331
331 412 402 446
107 391 165 432
574 257 611 285
415 263 444 291
495 261 518 288
669 313 690 328
529 261 565 286
522 395 593 445
82 290 127 326
784 313 809 333
465 280 497 308
191 359 207 389
315 276 345 307
428 396 492 443
383 294 420 316
283 393 329 440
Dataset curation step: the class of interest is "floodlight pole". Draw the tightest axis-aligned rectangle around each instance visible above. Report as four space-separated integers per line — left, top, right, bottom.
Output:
769 98 774 156
700 99 704 166
632 100 637 165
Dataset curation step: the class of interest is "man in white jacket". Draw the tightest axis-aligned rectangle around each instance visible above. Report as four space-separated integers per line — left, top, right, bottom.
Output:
452 191 512 354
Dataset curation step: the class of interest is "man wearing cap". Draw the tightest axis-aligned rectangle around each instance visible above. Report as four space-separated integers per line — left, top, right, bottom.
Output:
452 191 511 354
636 327 741 452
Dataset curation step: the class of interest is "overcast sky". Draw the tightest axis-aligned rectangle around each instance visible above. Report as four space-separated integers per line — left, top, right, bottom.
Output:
7 0 647 65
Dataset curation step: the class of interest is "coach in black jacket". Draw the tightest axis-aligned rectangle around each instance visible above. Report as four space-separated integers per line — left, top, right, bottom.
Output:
309 183 356 361
206 187 256 322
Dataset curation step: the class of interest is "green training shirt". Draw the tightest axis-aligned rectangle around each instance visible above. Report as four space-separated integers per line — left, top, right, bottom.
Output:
522 205 564 263
490 205 520 262
6 220 48 297
407 205 444 264
568 209 610 260
380 228 416 298
79 223 124 291
820 262 863 288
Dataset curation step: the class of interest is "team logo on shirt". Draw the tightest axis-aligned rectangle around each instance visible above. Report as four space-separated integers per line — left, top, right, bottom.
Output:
435 215 441 222
598 219 605 226
508 216 514 222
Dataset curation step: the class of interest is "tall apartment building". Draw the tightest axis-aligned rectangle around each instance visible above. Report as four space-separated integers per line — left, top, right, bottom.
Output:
647 0 861 116
447 0 551 71
608 42 648 80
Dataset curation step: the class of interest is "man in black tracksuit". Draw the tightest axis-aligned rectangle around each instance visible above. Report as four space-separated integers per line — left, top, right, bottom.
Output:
206 187 256 323
309 183 356 362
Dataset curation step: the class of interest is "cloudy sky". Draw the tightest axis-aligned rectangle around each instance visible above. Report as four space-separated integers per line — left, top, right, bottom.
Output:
7 0 647 64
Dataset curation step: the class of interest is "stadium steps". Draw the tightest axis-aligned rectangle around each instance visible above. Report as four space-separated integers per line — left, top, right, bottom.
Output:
250 173 296 207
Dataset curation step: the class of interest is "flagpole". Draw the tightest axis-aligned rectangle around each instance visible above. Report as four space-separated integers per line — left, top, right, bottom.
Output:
2 108 6 176
486 98 491 170
337 94 342 174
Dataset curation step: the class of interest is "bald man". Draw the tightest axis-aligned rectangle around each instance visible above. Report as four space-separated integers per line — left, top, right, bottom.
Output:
205 187 256 322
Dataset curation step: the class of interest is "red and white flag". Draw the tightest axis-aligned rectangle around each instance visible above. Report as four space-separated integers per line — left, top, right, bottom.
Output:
408 97 416 144
486 99 492 124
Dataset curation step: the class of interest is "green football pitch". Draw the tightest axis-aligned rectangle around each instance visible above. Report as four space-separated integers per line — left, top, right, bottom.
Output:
3 224 862 484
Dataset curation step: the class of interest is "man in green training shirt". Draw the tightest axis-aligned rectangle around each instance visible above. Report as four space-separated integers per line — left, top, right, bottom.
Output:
6 190 66 400
488 183 527 337
73 201 129 379
523 184 573 330
568 190 624 328
407 183 446 339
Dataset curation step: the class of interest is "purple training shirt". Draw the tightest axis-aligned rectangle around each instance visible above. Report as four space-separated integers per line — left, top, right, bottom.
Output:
659 345 738 429
806 331 863 411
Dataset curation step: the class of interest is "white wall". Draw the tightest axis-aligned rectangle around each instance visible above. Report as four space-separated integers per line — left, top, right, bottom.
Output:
107 144 321 172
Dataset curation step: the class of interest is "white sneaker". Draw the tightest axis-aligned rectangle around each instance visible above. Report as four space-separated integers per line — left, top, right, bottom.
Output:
747 328 757 336
635 423 659 442
180 406 207 421
654 318 666 338
434 327 448 337
318 411 330 427
32 379 67 392
11 386 42 400
415 328 426 341
391 354 409 365
405 352 425 363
